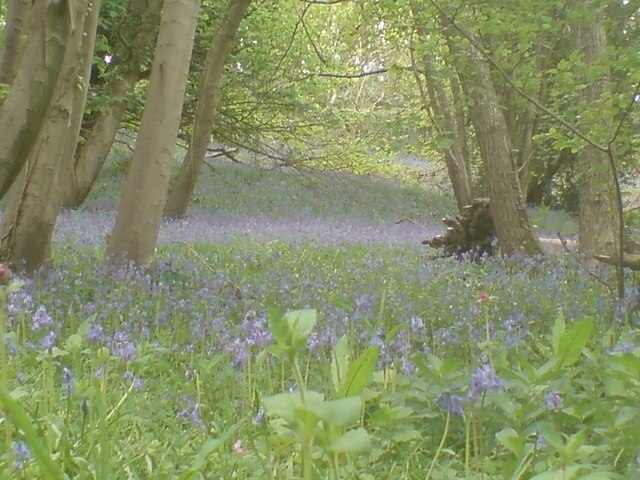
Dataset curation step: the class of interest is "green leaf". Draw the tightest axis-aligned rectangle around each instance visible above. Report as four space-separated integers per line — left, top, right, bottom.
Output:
179 424 239 479
338 345 379 398
304 396 362 427
65 333 83 353
268 305 288 347
326 428 372 453
331 335 350 393
0 388 65 480
551 311 565 355
263 391 325 424
284 309 317 349
392 429 421 442
556 317 594 367
530 466 581 480
496 427 523 457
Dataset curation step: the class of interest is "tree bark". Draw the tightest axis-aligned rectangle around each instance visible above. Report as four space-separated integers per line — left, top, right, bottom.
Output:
574 6 619 259
0 0 98 271
0 0 71 200
444 33 541 256
420 51 473 210
0 0 32 85
61 0 162 209
163 0 252 219
106 0 201 267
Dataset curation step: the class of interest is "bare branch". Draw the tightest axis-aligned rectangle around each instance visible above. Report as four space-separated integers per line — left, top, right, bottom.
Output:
303 68 387 79
301 0 349 4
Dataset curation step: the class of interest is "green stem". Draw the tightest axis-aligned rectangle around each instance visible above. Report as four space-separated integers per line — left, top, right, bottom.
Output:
465 412 471 476
292 355 306 404
329 452 340 480
425 410 450 480
302 437 313 480
1 290 14 471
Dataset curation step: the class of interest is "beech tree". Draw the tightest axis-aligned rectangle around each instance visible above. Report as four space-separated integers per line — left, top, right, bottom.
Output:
0 0 99 270
409 4 473 211
0 0 72 199
106 0 201 267
164 0 252 219
61 0 162 209
0 0 31 85
573 4 620 259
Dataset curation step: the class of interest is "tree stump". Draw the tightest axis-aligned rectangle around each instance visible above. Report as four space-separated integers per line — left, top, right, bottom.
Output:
423 197 496 259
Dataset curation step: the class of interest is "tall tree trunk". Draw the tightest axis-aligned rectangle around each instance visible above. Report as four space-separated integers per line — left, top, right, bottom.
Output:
574 6 619 258
421 52 473 210
0 0 71 200
61 0 162 209
0 0 98 271
0 0 32 85
163 0 251 219
445 34 541 255
106 0 201 267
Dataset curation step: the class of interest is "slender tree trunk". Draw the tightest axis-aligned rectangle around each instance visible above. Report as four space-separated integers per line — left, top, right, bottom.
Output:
163 0 251 219
445 35 541 255
106 0 201 267
574 6 619 258
421 52 473 210
0 0 71 200
61 0 162 209
0 0 32 85
0 0 98 271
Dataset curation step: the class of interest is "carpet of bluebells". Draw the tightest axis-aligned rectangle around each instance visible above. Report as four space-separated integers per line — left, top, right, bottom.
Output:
2 163 640 479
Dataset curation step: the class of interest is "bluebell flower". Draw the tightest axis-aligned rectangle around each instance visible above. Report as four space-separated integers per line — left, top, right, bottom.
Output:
62 367 74 397
544 390 563 411
32 306 53 331
437 392 464 417
536 429 547 450
469 364 503 399
252 408 266 426
13 441 31 470
87 323 105 343
176 397 204 428
225 338 248 369
124 371 144 392
40 331 56 351
110 330 137 361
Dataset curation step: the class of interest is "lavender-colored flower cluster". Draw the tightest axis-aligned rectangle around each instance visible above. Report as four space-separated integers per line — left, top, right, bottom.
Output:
469 364 504 399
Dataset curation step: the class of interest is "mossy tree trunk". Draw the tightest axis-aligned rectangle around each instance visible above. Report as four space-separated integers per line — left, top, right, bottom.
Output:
0 0 99 271
106 0 201 267
0 0 71 200
0 0 32 85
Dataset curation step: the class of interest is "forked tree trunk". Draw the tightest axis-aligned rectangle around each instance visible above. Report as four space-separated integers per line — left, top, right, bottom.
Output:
163 0 252 219
421 52 473 210
409 5 473 211
0 0 32 85
106 0 201 267
0 0 98 271
574 6 619 259
445 34 541 256
0 0 71 200
61 0 163 209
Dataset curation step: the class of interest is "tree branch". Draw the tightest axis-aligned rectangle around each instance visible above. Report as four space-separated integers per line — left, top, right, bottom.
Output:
429 0 610 153
302 68 387 79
